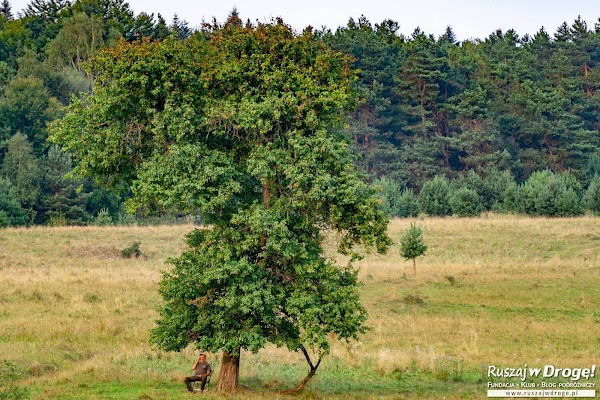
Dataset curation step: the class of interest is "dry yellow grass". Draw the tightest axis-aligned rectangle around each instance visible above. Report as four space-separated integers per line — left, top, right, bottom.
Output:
0 215 599 399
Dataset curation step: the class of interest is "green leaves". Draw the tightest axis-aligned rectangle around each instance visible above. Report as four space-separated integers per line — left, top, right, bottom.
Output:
128 144 244 218
54 18 391 371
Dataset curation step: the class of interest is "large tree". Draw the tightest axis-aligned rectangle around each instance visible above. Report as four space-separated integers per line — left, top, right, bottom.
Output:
0 76 62 153
52 15 391 392
1 132 41 212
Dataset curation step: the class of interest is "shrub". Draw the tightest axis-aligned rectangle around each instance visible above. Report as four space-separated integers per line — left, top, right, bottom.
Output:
0 178 31 228
419 176 451 216
486 170 516 211
583 176 600 214
452 170 515 212
0 211 9 228
117 212 137 226
499 181 520 213
450 187 483 217
47 213 67 227
121 241 141 258
83 293 100 303
516 170 583 216
373 177 403 217
560 171 583 197
93 208 113 226
556 188 583 217
453 170 490 210
397 188 419 218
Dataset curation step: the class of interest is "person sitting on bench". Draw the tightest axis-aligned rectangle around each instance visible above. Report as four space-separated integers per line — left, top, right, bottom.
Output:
184 353 212 392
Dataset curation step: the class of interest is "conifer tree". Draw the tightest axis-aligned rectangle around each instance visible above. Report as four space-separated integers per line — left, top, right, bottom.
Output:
419 175 452 216
0 0 12 20
399 222 427 276
0 177 31 227
583 176 600 214
38 145 88 224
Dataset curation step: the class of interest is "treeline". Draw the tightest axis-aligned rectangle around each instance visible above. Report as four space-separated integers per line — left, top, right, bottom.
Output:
1 2 599 226
323 16 600 217
376 170 600 218
0 0 192 226
324 17 600 189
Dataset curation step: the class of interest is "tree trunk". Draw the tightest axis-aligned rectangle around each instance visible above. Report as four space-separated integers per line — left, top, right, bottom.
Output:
413 258 417 276
216 350 240 392
282 364 319 393
262 180 271 209
282 345 321 394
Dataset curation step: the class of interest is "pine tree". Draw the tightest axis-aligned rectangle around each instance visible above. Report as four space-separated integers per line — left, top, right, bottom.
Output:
127 12 155 41
0 177 31 227
0 0 12 20
0 77 62 153
583 176 600 214
419 175 452 216
323 16 402 176
397 188 419 218
171 14 191 40
399 222 427 276
153 13 170 40
449 187 483 217
38 145 89 224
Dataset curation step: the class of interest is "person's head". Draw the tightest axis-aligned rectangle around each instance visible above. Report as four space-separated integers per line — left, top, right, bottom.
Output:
199 353 206 362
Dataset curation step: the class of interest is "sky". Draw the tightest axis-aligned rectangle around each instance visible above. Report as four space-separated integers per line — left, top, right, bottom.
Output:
8 0 600 41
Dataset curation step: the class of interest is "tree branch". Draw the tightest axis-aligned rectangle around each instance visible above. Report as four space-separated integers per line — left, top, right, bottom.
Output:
281 345 322 393
300 344 314 369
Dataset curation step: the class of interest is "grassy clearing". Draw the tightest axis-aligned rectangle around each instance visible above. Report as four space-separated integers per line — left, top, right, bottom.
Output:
1 215 599 399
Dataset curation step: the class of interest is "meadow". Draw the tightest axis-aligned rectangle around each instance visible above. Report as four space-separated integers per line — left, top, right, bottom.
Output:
1 215 599 399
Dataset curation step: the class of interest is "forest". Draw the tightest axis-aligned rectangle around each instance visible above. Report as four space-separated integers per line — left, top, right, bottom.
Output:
1 0 599 226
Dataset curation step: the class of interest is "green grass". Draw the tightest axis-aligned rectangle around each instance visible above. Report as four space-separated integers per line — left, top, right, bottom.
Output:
1 215 599 399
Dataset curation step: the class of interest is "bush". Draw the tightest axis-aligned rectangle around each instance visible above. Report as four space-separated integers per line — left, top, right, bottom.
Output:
0 178 31 228
121 242 141 258
117 212 137 226
486 170 516 211
373 177 403 217
499 179 523 213
452 169 515 212
515 170 583 216
560 171 583 197
93 208 113 226
453 170 491 210
397 189 419 218
373 178 419 218
0 211 9 228
47 213 67 227
556 188 583 217
450 187 483 217
419 176 451 216
583 176 600 214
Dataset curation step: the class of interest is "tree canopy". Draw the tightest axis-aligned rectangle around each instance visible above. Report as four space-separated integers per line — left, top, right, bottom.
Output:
51 15 392 391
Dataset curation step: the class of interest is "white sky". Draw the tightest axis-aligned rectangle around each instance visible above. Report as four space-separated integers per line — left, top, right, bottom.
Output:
9 0 600 41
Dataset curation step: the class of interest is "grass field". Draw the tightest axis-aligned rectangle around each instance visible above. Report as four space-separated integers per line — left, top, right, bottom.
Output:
1 215 599 399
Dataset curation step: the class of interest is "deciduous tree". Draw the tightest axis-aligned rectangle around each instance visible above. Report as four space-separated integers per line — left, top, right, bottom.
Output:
0 132 41 217
52 15 391 392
